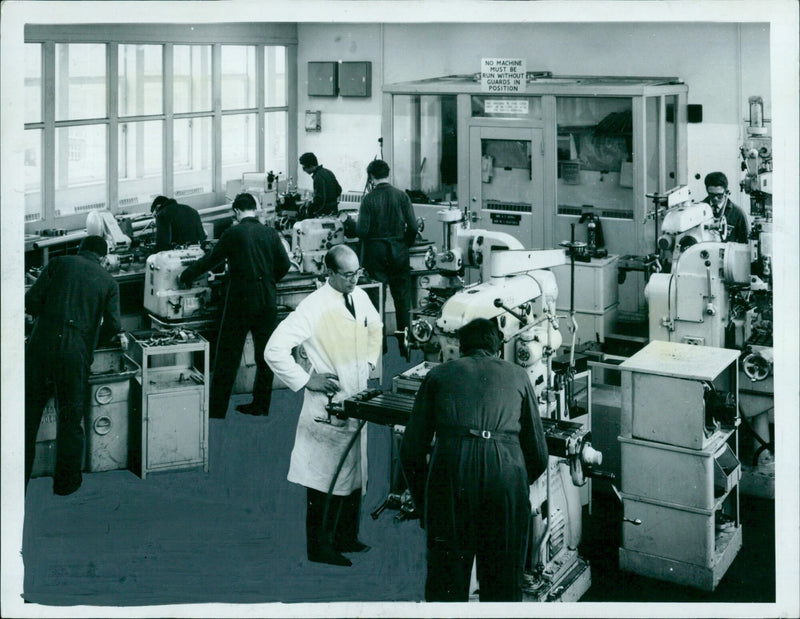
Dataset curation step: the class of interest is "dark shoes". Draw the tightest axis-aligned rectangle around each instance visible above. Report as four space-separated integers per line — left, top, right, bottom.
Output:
334 539 371 554
308 542 352 567
236 403 269 417
53 475 82 496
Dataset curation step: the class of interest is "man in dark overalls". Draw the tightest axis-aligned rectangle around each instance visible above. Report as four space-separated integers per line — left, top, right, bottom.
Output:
25 235 127 495
355 159 419 355
180 193 291 418
150 195 207 251
401 318 549 601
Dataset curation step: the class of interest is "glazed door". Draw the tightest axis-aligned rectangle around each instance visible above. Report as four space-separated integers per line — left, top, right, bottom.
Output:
469 126 544 248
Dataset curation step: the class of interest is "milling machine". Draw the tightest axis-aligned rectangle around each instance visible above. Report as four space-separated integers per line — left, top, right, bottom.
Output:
400 205 606 601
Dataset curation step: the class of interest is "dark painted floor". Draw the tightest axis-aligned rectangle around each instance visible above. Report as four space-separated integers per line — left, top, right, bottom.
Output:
21 339 775 611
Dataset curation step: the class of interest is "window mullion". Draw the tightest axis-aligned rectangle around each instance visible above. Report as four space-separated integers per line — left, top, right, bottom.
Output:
42 41 56 229
256 44 265 172
164 43 174 196
108 43 119 213
212 43 222 201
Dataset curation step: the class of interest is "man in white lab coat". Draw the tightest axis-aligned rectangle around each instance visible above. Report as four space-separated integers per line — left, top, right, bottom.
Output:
265 245 383 566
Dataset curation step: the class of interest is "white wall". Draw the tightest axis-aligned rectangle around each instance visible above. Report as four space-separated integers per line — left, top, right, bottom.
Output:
296 21 771 210
296 23 384 195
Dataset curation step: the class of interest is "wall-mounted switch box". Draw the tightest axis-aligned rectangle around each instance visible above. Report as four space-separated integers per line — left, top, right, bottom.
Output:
308 62 338 97
339 61 372 98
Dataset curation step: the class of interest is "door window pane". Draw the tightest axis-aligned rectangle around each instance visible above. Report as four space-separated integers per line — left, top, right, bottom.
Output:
392 94 458 201
480 138 532 208
265 46 286 107
174 116 213 196
222 114 256 185
25 43 42 124
55 125 107 217
119 120 163 211
221 46 255 110
264 111 287 179
119 44 163 117
55 43 107 121
25 129 43 221
174 45 212 114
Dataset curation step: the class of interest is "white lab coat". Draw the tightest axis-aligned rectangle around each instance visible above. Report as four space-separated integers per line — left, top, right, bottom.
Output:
265 282 383 495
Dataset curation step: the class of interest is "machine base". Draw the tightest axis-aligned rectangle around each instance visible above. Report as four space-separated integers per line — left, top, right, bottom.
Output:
522 555 592 602
740 458 775 499
619 524 742 591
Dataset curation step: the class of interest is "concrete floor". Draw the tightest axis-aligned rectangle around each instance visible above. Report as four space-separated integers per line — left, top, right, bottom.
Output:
20 340 776 614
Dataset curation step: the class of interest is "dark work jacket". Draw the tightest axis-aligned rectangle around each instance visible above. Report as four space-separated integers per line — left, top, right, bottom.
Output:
400 352 548 528
181 217 291 312
25 251 122 364
356 182 419 246
154 202 207 251
307 165 342 217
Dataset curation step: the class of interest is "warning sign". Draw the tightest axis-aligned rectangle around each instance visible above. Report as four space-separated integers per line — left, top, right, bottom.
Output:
481 58 526 93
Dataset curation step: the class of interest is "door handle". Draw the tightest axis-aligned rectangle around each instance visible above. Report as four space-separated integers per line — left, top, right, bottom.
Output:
471 196 477 202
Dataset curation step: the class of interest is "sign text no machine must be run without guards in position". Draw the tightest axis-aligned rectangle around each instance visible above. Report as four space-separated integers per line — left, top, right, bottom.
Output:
481 58 527 94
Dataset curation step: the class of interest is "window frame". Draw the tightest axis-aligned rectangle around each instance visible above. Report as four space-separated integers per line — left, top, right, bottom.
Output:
23 23 297 234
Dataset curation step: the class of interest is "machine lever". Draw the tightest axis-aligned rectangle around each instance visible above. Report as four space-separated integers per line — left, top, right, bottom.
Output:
493 298 528 325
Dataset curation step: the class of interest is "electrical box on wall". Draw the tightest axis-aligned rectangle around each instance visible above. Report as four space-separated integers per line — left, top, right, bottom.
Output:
308 61 338 96
305 110 321 132
339 62 372 97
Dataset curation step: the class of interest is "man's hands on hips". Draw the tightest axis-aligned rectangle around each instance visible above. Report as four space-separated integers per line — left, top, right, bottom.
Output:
306 371 340 396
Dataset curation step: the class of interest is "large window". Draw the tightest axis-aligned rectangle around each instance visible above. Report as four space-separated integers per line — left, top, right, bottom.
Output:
24 43 42 221
23 26 295 232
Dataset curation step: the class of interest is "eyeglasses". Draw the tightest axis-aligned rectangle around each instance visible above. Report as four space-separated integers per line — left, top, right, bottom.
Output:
336 268 364 281
707 192 727 203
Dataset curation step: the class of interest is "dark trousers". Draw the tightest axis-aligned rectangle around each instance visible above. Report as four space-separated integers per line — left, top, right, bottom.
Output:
306 487 361 553
210 301 278 418
425 526 527 602
363 240 413 335
25 349 88 494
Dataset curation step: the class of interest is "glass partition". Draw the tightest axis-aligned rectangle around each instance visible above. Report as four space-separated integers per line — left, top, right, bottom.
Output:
392 94 457 202
556 96 634 219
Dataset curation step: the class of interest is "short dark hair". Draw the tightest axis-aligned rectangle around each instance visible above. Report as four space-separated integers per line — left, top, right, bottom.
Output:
79 235 108 257
367 159 390 180
299 152 318 168
704 171 728 190
151 195 176 213
458 318 502 356
232 192 258 212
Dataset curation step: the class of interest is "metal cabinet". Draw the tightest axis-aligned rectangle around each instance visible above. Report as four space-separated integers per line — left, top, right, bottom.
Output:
128 331 210 479
617 341 742 591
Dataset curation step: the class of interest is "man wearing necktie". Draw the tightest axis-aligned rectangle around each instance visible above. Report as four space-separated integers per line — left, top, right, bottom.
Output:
265 245 383 566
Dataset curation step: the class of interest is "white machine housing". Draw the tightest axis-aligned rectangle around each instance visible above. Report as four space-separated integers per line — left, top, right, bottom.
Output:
645 241 751 348
289 216 345 274
86 210 131 252
657 201 722 264
144 247 212 320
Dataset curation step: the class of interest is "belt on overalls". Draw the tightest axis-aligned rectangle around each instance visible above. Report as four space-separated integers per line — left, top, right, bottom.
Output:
437 427 519 444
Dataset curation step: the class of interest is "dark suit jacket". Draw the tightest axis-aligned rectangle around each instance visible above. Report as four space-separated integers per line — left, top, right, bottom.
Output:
307 165 342 217
155 202 207 251
25 251 122 363
181 217 291 312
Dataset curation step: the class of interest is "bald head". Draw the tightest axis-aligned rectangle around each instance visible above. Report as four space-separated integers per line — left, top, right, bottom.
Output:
325 245 361 294
325 244 358 272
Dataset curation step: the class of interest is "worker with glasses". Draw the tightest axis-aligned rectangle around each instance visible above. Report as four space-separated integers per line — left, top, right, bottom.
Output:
703 171 750 243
